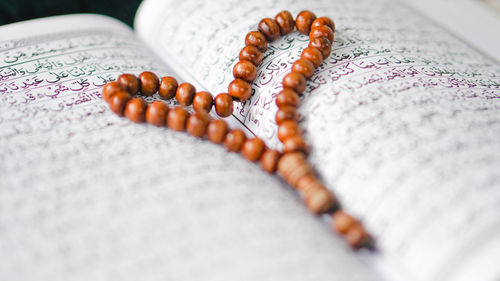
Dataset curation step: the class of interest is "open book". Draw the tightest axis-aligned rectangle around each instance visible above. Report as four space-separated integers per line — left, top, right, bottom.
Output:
1 0 499 280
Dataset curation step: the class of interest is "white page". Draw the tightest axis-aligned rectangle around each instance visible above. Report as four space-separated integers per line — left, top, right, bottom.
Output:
0 14 378 281
401 0 500 62
135 0 500 280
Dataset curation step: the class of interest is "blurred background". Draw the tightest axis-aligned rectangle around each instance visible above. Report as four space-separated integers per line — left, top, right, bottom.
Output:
0 0 142 26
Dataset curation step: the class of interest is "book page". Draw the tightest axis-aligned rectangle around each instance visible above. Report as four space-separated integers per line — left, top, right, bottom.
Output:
402 0 500 62
0 14 378 281
135 1 500 281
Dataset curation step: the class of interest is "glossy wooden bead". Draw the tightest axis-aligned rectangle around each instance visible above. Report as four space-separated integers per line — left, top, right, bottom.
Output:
312 17 335 31
278 120 301 142
117 73 140 95
207 119 229 144
292 58 315 79
303 186 338 214
346 224 369 249
283 135 308 154
186 111 209 138
176 82 196 106
275 106 298 125
245 31 268 52
333 211 358 235
214 93 234 117
282 72 306 94
102 81 124 103
139 71 159 96
310 25 334 44
167 106 189 131
228 78 252 102
224 129 246 152
241 138 266 162
193 91 213 113
124 97 147 123
233 60 257 82
159 76 178 99
145 100 168 126
301 47 323 68
239 46 262 66
295 10 316 34
276 89 300 108
258 18 281 41
275 10 294 35
308 37 332 59
260 149 280 173
109 90 131 116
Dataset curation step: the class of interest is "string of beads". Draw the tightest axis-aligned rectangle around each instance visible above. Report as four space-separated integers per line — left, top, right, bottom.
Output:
101 10 374 250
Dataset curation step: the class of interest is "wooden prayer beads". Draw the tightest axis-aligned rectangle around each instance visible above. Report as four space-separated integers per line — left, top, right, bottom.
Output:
224 129 246 152
159 76 178 99
207 119 229 144
139 71 160 96
176 82 197 106
275 10 294 35
193 91 213 113
101 10 374 251
124 97 147 123
145 100 168 126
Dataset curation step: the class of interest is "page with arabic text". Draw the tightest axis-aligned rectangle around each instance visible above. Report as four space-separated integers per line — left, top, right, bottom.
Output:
135 0 500 280
0 13 378 281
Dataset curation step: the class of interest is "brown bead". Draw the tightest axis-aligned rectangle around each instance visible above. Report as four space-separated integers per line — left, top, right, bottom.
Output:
310 25 334 44
260 149 280 173
207 119 229 144
139 71 159 96
275 10 295 35
245 31 268 52
303 186 338 214
186 111 209 138
224 129 246 152
276 89 300 108
159 76 178 100
233 60 257 82
296 174 323 193
214 93 234 117
308 37 332 59
292 58 315 79
228 79 252 102
193 91 213 113
258 18 281 41
241 138 266 162
239 46 263 66
176 82 196 106
301 47 323 68
282 72 307 94
109 90 131 116
145 100 168 126
332 211 358 235
167 106 189 131
275 106 298 125
312 17 335 32
346 224 370 250
277 120 301 142
295 10 316 34
124 97 147 123
117 73 140 95
102 81 124 103
277 152 312 187
283 135 308 154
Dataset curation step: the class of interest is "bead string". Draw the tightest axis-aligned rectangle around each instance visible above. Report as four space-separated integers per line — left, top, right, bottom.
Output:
102 10 374 250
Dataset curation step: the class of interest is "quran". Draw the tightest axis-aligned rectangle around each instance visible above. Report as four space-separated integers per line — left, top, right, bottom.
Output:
0 0 499 281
